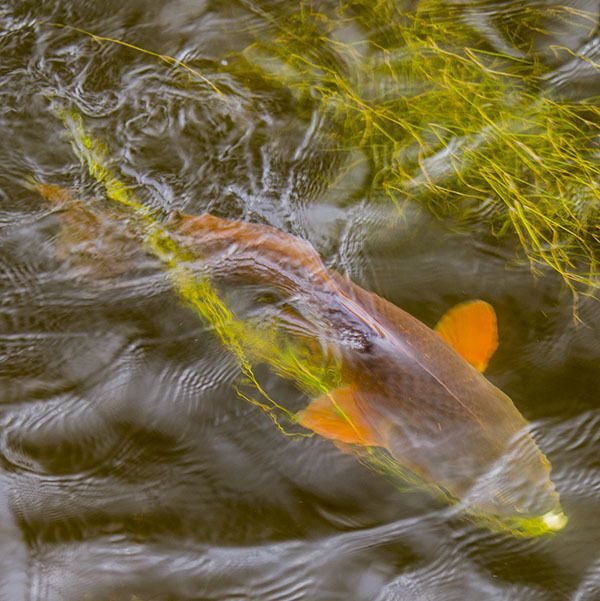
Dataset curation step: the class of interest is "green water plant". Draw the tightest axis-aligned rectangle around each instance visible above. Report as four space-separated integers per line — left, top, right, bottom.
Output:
51 1 599 294
228 0 599 293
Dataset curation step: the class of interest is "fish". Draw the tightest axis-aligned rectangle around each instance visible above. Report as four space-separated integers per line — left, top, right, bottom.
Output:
169 213 567 536
35 183 567 536
32 182 151 277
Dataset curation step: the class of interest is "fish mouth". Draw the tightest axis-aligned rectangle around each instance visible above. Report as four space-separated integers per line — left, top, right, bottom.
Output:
462 503 569 537
350 446 569 537
506 507 569 537
541 508 569 532
461 481 568 536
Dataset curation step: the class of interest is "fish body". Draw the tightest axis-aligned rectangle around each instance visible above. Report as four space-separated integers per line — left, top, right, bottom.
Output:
34 183 150 277
171 214 566 535
34 186 566 536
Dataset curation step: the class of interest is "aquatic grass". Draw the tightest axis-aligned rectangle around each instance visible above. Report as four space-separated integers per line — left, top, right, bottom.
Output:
49 23 224 96
226 0 599 293
49 4 599 293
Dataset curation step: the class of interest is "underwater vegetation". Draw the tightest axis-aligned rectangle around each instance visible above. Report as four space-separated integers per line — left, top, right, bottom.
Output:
36 107 567 537
221 0 599 293
51 0 600 293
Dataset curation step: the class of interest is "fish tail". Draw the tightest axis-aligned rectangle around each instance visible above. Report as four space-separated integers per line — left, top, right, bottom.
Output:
26 177 73 207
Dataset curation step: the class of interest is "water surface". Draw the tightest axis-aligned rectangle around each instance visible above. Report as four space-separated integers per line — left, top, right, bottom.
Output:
1 1 599 600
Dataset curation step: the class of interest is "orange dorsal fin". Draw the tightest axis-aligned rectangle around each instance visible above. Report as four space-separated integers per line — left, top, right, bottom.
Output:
297 387 381 447
434 300 498 372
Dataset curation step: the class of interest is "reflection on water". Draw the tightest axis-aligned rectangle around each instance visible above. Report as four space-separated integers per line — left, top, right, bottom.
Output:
1 1 599 600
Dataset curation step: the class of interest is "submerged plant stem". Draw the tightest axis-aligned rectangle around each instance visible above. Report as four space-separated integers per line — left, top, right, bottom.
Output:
58 108 342 436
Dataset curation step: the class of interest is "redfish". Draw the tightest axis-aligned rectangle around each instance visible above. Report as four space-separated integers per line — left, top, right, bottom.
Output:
33 182 149 276
34 182 566 535
170 213 567 536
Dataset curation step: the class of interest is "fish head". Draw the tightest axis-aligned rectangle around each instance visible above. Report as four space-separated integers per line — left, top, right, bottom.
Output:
455 425 567 536
372 370 567 537
300 368 567 538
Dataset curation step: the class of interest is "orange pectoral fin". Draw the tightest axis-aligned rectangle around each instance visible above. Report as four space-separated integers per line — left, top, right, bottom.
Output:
297 387 382 447
435 300 498 373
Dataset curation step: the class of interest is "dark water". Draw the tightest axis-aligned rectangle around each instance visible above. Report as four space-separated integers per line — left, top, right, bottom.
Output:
1 1 599 600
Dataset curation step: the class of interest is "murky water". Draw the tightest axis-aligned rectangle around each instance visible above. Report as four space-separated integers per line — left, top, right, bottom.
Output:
1 1 599 600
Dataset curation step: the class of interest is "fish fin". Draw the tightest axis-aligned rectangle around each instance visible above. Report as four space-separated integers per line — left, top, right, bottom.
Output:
434 300 498 372
297 387 381 447
331 273 498 372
